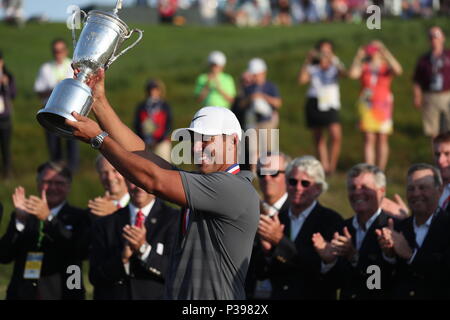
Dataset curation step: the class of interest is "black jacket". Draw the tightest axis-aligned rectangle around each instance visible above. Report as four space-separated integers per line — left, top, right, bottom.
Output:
89 199 179 300
0 203 89 300
262 202 343 300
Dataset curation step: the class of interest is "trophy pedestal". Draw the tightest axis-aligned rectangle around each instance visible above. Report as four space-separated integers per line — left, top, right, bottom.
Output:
37 79 93 138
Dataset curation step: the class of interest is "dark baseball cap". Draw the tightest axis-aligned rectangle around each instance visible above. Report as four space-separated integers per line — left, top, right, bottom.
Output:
146 79 159 91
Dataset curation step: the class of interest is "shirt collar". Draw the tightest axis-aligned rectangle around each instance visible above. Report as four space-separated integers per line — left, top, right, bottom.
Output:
413 211 435 229
50 201 66 217
128 199 156 219
271 193 288 211
353 208 382 232
114 193 130 209
289 200 317 221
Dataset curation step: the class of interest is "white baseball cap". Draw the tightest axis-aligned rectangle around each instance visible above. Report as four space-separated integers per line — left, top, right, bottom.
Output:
179 106 242 141
208 51 226 66
247 57 267 74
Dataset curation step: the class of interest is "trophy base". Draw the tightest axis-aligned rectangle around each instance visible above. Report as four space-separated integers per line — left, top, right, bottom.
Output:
36 78 93 139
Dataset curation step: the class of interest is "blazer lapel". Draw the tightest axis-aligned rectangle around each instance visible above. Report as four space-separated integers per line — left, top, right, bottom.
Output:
278 207 291 239
294 203 320 244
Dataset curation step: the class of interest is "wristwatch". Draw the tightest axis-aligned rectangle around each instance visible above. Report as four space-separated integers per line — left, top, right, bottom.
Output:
90 131 109 149
139 242 150 255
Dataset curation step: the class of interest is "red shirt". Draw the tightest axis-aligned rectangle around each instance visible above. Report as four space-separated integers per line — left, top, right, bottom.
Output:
413 49 450 92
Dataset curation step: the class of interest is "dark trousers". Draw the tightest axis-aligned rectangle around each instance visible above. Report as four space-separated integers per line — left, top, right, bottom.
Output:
45 130 79 171
0 118 12 175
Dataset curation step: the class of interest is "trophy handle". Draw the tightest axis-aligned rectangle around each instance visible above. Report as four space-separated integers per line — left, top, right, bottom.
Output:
71 10 87 50
106 28 144 69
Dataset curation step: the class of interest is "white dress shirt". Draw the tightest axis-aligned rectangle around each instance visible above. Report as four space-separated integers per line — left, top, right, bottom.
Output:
288 201 317 241
407 212 435 264
352 208 382 251
16 201 66 232
261 193 288 216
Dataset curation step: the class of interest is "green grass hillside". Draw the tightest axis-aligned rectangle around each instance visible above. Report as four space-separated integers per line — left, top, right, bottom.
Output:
0 18 449 298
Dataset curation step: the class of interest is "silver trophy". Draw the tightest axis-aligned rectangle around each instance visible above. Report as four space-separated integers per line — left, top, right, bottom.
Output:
36 0 143 138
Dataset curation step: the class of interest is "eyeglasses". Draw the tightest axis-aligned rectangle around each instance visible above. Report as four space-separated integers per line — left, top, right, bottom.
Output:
257 170 285 178
288 178 312 188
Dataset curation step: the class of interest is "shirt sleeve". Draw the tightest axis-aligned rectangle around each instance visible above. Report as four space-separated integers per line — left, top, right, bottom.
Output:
34 64 50 93
179 171 246 220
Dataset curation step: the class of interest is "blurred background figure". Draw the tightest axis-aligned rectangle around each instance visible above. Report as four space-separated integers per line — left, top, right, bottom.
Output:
243 58 282 169
298 39 345 175
273 0 292 26
349 40 403 171
235 0 272 27
0 50 16 179
134 79 173 162
1 0 23 26
34 38 79 172
194 50 236 109
413 26 450 139
158 0 178 24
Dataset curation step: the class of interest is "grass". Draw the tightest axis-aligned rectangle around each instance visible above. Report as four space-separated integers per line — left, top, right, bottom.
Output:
0 17 449 298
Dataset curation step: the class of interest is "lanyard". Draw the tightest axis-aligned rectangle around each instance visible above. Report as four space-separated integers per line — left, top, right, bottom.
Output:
37 220 45 249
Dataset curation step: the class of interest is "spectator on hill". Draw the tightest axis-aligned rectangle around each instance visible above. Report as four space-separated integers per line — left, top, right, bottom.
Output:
413 26 450 138
0 50 16 179
34 39 79 172
134 79 173 162
273 0 292 25
158 0 178 24
0 161 89 300
88 155 130 220
242 58 282 168
258 156 343 299
235 0 272 26
349 40 403 171
298 40 345 175
194 51 236 109
89 180 178 300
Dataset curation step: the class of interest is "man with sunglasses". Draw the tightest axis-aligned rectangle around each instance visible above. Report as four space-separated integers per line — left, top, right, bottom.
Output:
313 163 399 300
245 151 291 299
256 156 343 299
34 38 79 171
65 69 260 300
0 161 89 299
413 26 450 138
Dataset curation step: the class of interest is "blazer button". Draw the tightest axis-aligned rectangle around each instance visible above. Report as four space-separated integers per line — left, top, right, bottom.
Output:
409 291 415 297
117 280 123 285
283 285 289 291
32 282 37 287
351 294 357 299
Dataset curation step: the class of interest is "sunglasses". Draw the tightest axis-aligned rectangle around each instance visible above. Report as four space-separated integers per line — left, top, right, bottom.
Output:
288 178 312 188
257 170 285 178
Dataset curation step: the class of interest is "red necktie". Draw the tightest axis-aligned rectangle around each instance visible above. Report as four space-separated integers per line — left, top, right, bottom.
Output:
135 210 145 228
117 203 122 209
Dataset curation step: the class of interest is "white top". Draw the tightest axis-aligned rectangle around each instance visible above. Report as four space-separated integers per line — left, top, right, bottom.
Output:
288 201 317 241
261 193 288 217
34 58 73 96
307 64 341 111
352 208 382 251
407 212 435 264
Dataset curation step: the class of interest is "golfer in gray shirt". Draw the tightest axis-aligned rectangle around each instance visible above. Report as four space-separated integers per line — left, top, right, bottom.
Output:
66 69 260 300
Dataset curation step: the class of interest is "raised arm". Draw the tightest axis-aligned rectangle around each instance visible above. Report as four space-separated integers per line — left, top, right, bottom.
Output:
348 47 365 79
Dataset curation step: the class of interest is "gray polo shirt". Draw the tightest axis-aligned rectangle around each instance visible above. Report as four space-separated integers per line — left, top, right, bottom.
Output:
164 170 259 300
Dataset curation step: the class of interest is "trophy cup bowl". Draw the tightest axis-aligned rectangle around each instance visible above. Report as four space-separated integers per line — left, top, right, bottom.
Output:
37 5 143 138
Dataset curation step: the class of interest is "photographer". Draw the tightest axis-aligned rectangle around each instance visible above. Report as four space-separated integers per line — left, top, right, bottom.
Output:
349 40 402 171
298 40 345 175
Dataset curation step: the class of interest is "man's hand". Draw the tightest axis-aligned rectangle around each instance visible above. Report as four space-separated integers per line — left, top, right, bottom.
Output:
391 230 414 260
331 227 357 261
312 232 337 264
122 225 147 252
257 214 285 246
12 186 28 223
381 194 409 219
375 218 395 257
73 67 106 103
65 112 103 143
24 188 51 221
88 193 117 217
122 242 133 264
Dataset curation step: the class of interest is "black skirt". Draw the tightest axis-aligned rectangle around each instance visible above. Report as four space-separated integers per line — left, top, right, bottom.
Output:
305 97 340 128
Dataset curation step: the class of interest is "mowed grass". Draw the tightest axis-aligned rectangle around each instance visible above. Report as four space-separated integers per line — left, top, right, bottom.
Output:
0 18 449 298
